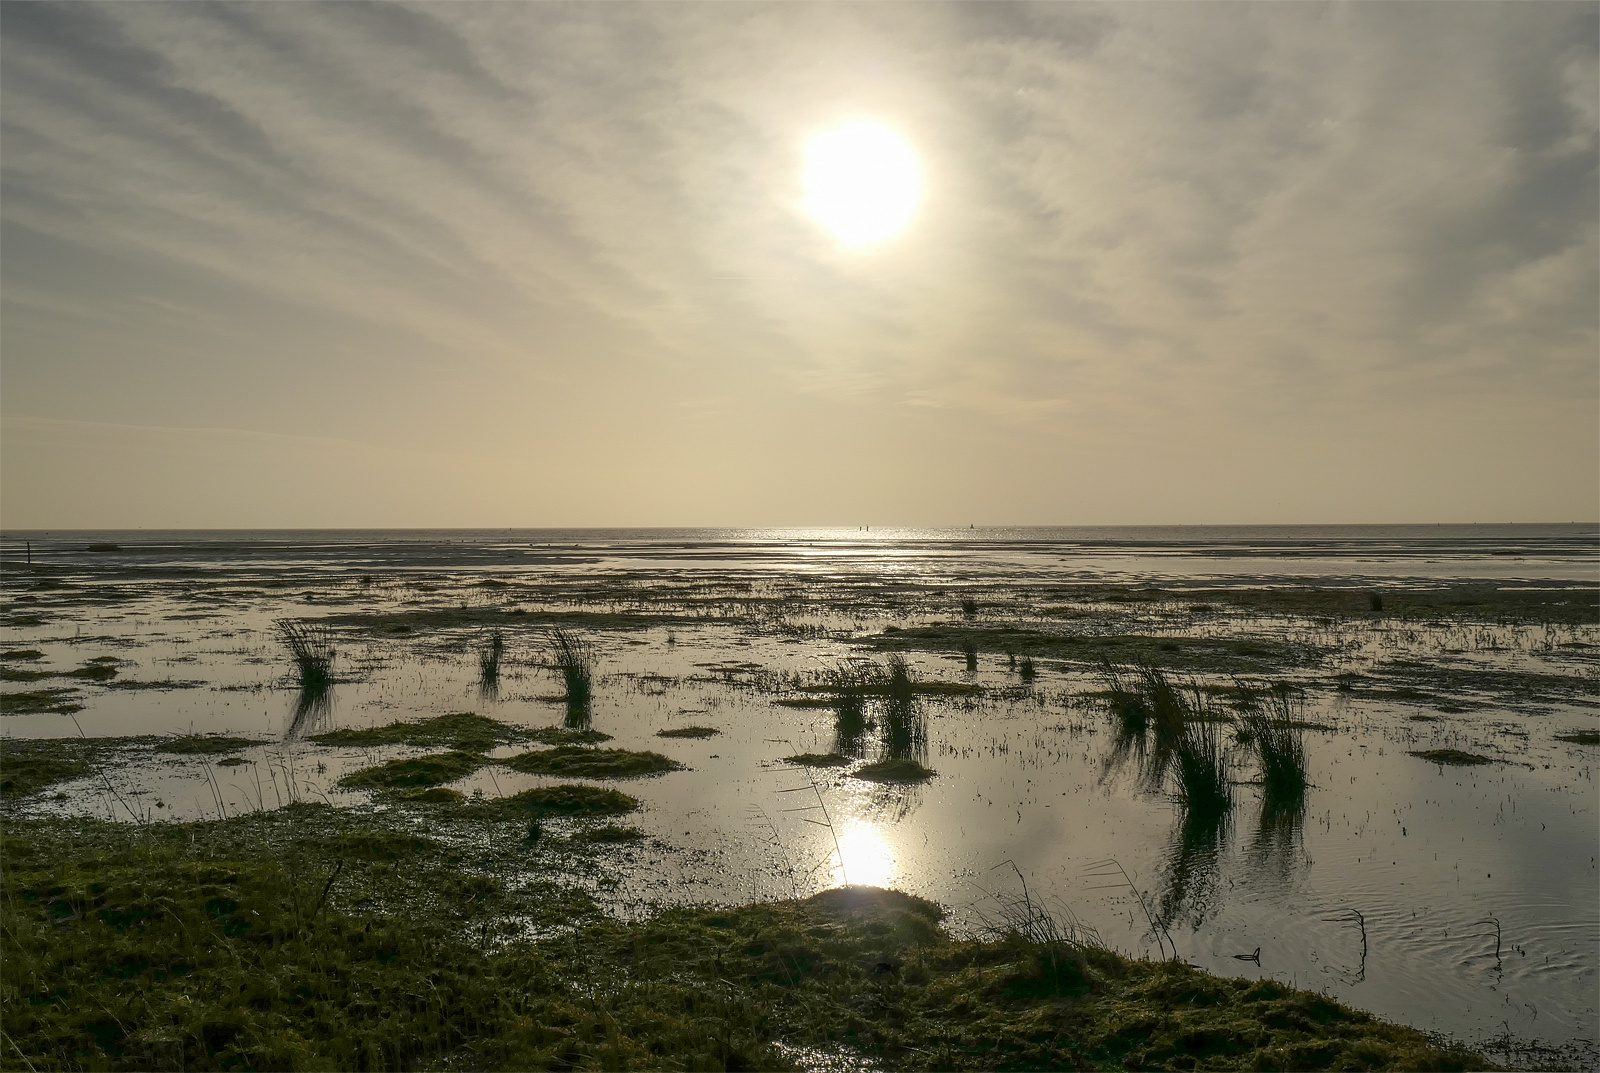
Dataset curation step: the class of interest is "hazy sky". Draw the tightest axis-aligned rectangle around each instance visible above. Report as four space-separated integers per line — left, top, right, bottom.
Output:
2 1 1595 527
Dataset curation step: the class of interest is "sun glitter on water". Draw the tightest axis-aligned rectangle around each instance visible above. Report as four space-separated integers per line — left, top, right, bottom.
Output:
833 820 896 888
801 119 923 248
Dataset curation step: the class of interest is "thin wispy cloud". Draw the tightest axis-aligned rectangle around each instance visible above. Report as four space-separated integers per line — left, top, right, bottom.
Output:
2 1 1594 525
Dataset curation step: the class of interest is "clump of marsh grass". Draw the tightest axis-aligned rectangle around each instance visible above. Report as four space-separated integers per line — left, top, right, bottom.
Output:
1018 656 1037 683
830 663 872 757
961 638 978 672
1101 662 1233 816
277 620 334 694
975 862 1101 995
961 596 978 618
478 630 505 685
1171 719 1232 819
549 629 593 726
880 654 927 762
1235 682 1309 811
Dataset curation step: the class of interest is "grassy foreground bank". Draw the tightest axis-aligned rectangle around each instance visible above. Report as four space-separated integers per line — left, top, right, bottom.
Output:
0 804 1487 1072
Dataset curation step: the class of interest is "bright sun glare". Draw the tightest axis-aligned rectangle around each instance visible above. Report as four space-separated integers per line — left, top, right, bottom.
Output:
802 119 923 247
834 820 895 888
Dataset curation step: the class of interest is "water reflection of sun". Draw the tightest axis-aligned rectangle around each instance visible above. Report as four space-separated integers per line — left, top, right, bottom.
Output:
834 820 896 888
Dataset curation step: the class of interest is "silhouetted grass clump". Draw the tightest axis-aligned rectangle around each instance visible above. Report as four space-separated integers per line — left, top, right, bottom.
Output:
961 596 978 618
1018 656 1037 682
1171 720 1232 820
549 628 593 726
277 619 334 694
1235 684 1308 811
549 629 592 702
478 630 505 685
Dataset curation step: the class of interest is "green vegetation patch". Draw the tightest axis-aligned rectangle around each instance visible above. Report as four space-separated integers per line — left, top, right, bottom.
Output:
656 725 720 738
0 649 44 661
158 735 264 756
853 758 937 783
1555 730 1599 746
311 712 535 752
783 752 851 767
340 750 487 792
1409 748 1497 766
572 825 645 845
1 741 93 799
0 688 84 716
1 802 1488 1072
502 746 682 779
526 726 613 746
463 784 639 821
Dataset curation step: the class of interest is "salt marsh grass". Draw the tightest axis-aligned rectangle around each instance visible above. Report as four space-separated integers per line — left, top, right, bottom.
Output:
276 619 334 694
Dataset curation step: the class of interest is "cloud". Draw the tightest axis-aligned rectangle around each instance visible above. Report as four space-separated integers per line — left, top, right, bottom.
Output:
2 1 1593 524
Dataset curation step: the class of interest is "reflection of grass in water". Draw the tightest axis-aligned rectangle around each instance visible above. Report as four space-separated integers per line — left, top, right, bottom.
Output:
1249 797 1306 884
285 688 334 740
1156 807 1231 931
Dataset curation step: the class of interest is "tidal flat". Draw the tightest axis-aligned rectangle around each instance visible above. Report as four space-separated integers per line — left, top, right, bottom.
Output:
1 526 1596 1070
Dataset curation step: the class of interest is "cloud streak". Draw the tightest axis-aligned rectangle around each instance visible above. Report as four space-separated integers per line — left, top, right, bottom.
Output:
2 1 1594 525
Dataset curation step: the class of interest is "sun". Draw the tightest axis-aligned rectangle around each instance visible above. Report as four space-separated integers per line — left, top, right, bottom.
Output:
802 119 923 248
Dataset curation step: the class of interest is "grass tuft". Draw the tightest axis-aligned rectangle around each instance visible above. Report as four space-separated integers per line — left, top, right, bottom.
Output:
276 619 334 694
655 726 720 739
312 713 535 752
1234 683 1309 810
502 746 682 779
464 784 639 821
549 628 593 712
339 751 487 792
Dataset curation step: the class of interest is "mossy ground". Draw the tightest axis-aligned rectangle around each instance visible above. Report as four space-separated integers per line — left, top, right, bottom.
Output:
1 804 1487 1072
1555 730 1599 745
783 752 850 767
310 712 536 751
502 745 682 779
0 688 84 716
1409 748 1496 766
459 784 640 821
657 725 720 738
158 735 264 756
852 757 937 783
339 750 487 792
